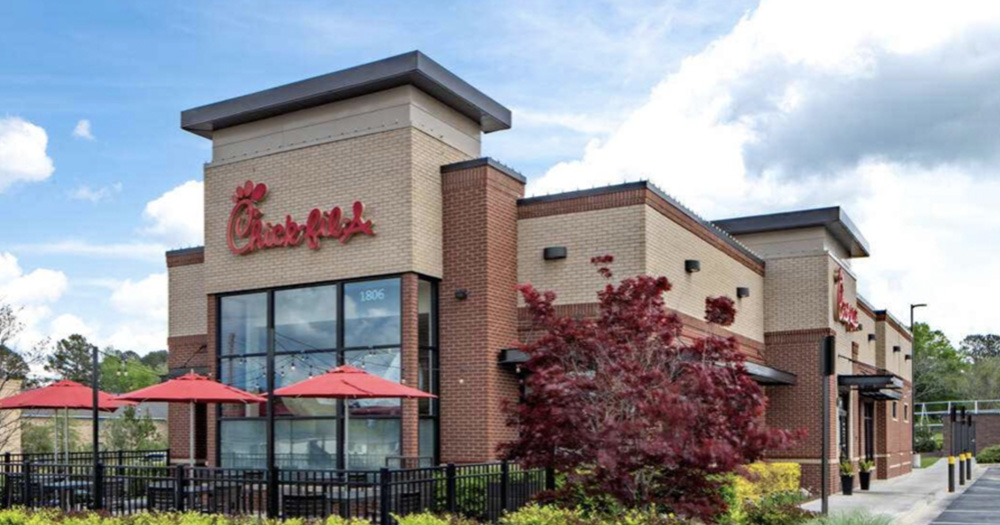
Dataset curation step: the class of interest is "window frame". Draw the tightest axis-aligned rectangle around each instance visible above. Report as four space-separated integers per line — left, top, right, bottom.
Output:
215 273 416 470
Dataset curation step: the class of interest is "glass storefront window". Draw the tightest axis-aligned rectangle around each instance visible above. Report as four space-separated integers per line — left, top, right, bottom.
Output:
347 418 401 470
344 349 401 417
220 293 268 355
275 285 337 352
344 279 401 347
418 280 434 347
276 419 339 470
219 355 267 393
419 419 435 464
219 419 267 468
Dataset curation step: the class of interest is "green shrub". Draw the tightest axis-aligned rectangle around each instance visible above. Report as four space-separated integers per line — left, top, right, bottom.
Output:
914 424 940 453
804 510 892 525
393 512 477 525
499 504 585 524
978 445 1000 463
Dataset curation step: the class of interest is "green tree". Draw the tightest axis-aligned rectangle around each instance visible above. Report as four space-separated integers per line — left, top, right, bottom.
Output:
102 405 165 451
0 345 29 380
45 334 96 383
912 322 967 402
960 334 1000 361
140 350 168 375
959 356 1000 400
100 350 160 394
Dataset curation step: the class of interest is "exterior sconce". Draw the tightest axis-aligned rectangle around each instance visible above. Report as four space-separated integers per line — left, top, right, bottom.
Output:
685 260 701 273
543 247 567 260
455 289 469 301
857 323 864 331
736 287 750 299
893 345 901 353
868 334 876 342
905 355 912 361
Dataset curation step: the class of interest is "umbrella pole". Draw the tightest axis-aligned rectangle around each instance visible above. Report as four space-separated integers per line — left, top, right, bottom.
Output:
53 409 59 461
64 408 70 464
344 400 350 470
189 401 195 466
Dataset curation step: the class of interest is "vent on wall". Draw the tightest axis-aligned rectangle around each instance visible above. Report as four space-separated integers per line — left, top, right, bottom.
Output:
543 247 567 260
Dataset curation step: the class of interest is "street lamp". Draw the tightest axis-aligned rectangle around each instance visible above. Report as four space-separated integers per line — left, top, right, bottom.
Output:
909 303 927 458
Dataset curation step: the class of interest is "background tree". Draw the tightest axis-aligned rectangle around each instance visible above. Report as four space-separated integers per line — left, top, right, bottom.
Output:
102 405 165 451
959 357 1000 400
959 334 1000 361
912 322 967 402
139 350 169 375
501 256 798 521
45 334 96 383
0 302 46 453
100 349 160 394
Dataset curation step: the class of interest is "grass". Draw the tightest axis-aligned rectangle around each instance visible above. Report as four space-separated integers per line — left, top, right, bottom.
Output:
920 456 941 468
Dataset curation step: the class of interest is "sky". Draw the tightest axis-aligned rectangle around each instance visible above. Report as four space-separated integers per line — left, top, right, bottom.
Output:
0 0 998 356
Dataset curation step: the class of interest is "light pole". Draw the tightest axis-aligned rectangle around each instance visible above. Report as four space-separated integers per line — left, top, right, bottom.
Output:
910 303 926 455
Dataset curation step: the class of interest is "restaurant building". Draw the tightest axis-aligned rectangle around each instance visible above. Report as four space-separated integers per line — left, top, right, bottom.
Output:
165 52 912 492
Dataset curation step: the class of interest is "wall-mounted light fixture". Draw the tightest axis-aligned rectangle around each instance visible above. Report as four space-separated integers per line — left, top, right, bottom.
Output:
736 287 750 299
543 246 567 260
905 355 912 361
455 289 469 301
893 345 901 353
857 323 864 331
685 260 701 273
868 334 876 342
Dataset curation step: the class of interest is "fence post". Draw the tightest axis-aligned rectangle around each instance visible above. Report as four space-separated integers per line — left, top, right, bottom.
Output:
500 461 510 513
93 462 105 510
174 464 187 512
266 465 278 518
117 451 124 466
545 466 556 491
2 453 10 509
22 461 32 508
445 464 457 513
379 467 391 525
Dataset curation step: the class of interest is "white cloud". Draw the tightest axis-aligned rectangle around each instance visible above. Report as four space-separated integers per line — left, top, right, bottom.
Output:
72 119 95 141
109 272 167 322
70 182 122 202
530 0 1000 343
49 313 95 341
142 180 204 247
0 117 55 192
0 253 68 307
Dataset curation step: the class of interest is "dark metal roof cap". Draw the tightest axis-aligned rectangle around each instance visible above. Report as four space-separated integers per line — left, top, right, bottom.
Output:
712 206 870 258
181 51 511 138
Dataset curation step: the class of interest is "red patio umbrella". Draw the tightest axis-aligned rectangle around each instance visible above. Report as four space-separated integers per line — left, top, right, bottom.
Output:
0 380 131 463
273 365 434 468
116 373 265 465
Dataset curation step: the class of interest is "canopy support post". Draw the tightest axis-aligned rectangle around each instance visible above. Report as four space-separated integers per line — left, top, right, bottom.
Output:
189 401 195 466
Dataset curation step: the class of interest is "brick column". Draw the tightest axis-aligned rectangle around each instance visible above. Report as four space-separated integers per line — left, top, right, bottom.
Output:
205 293 218 466
166 333 208 464
439 159 524 463
763 328 839 495
400 273 421 458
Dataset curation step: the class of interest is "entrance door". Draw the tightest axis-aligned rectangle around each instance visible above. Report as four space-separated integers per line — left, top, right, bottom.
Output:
863 402 875 461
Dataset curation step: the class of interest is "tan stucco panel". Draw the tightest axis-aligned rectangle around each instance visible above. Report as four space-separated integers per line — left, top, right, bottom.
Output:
517 205 646 305
204 128 469 294
645 207 764 342
168 263 207 337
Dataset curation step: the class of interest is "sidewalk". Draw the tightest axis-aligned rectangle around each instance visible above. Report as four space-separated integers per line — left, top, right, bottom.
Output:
801 459 983 524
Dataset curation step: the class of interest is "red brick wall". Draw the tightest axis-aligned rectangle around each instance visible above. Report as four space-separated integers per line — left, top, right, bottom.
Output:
166 333 208 463
762 328 839 494
439 161 524 463
944 413 1000 456
401 273 420 458
205 294 218 466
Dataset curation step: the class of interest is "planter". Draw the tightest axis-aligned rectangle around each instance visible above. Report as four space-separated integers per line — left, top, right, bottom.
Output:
841 474 854 495
859 471 871 490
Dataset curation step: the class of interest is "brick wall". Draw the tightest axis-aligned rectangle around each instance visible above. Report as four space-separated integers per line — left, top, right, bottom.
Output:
166 333 208 463
168 256 207 339
439 160 523 463
400 273 420 457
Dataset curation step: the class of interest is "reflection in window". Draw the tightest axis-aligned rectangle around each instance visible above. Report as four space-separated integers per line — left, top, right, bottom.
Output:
275 286 337 352
344 279 401 347
219 355 267 393
276 419 339 470
347 419 401 470
345 349 401 417
220 293 268 355
418 280 434 347
220 419 267 468
419 419 435 463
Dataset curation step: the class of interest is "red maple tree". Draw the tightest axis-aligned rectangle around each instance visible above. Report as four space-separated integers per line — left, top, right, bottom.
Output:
500 255 800 520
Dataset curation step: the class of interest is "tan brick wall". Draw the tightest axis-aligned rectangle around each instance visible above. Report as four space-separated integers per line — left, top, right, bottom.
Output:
877 319 912 378
645 207 764 342
0 379 21 454
168 263 207 337
762 255 830 333
203 128 469 295
517 205 645 306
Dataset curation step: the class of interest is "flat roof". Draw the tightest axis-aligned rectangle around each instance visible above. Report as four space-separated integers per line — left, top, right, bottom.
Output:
181 51 511 138
713 206 870 258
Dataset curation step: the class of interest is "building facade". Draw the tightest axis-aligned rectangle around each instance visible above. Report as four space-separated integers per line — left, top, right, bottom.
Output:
166 52 912 492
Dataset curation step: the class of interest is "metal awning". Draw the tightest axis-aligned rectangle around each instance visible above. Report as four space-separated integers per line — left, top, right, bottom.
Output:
499 349 797 386
838 374 904 390
745 362 797 386
860 389 903 401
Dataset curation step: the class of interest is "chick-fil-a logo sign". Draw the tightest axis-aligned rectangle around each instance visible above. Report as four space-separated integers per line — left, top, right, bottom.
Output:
833 267 861 332
226 180 375 256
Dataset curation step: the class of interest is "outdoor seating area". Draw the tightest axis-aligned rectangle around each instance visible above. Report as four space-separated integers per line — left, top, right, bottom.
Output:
0 450 550 523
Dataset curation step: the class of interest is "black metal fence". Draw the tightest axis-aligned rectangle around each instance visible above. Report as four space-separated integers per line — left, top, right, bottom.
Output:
2 450 169 466
1 456 551 524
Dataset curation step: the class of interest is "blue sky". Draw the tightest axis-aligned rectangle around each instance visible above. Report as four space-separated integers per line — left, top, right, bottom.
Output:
2 0 999 354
